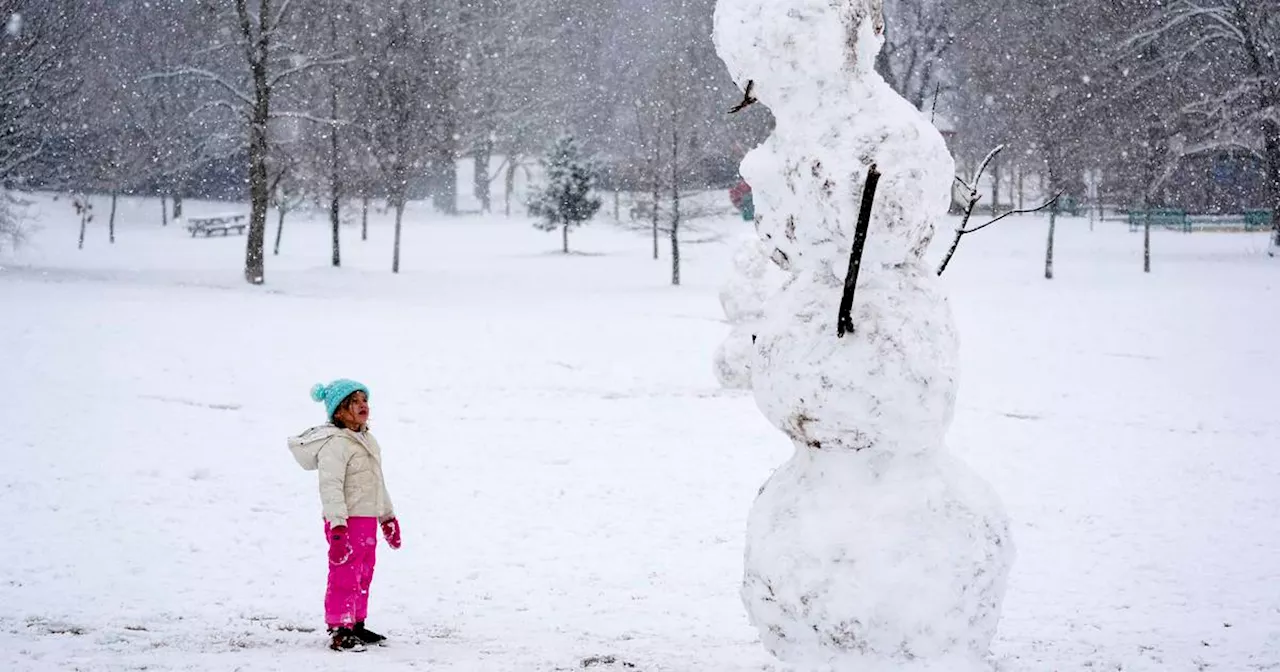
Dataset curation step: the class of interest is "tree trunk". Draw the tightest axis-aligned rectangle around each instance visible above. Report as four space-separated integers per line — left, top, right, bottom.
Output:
361 196 369 241
1089 182 1096 232
161 196 168 227
1264 119 1280 248
671 206 680 285
392 199 405 273
109 193 118 244
329 88 342 267
329 194 341 267
505 158 517 217
1144 216 1152 273
173 196 183 221
474 140 492 213
433 153 458 216
670 124 681 286
562 223 570 254
1017 165 1024 211
1238 16 1279 249
440 158 458 216
244 100 270 284
613 190 620 221
651 149 661 261
274 202 286 256
1045 204 1057 280
240 0 271 285
78 211 87 250
990 154 1000 215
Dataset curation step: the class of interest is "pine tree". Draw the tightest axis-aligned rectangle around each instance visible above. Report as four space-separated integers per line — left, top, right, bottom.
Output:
529 134 601 254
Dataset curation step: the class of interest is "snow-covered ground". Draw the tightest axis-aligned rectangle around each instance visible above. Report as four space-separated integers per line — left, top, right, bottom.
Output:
1 194 1277 671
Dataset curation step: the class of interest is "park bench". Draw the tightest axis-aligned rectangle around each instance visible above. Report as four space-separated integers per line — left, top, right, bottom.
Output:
187 214 248 237
1244 209 1274 232
1057 194 1084 217
1127 208 1189 233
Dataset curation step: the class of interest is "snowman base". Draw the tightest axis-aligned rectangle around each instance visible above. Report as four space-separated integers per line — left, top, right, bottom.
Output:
742 448 1014 672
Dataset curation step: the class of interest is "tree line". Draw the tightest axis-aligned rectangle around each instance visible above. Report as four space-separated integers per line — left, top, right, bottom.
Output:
0 0 1275 276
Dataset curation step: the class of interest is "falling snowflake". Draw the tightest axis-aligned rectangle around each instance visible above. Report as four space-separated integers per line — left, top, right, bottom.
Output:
5 13 21 37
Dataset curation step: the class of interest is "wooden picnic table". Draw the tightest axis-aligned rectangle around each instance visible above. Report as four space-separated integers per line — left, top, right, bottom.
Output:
187 214 249 237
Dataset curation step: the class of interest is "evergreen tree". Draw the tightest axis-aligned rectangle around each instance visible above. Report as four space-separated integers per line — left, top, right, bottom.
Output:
529 135 601 254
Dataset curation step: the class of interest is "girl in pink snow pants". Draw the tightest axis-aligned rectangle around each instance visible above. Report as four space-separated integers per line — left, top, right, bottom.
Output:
288 379 403 652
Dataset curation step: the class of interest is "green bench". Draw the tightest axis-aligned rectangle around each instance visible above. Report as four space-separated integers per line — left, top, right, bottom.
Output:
1127 208 1189 233
1244 209 1274 232
1127 208 1273 233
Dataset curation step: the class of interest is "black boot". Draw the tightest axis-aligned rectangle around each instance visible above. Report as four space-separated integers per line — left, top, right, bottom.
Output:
328 627 367 652
353 621 387 644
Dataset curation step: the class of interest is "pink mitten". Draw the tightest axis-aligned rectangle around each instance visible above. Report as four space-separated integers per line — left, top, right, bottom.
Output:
328 526 352 565
381 518 402 550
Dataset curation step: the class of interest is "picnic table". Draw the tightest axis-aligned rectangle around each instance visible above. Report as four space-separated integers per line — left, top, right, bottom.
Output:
629 201 655 221
187 213 248 237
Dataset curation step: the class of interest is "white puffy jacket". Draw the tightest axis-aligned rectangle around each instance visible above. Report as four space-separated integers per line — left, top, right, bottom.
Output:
288 425 396 528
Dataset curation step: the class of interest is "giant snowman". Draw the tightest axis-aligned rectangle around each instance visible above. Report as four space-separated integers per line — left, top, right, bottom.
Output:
712 1 1015 670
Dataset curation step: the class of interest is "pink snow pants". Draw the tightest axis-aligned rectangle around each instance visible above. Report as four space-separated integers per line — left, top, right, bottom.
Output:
324 517 378 628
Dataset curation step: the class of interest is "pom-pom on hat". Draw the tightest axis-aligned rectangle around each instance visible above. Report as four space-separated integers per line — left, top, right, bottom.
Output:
310 379 370 420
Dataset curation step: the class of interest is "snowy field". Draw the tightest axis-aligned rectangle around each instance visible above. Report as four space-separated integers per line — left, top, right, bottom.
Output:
1 194 1278 671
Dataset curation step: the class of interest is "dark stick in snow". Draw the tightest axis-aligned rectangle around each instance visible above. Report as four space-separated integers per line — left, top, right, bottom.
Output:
728 80 757 114
837 164 881 338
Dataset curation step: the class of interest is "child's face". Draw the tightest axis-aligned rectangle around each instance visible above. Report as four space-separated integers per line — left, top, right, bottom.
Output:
335 391 370 429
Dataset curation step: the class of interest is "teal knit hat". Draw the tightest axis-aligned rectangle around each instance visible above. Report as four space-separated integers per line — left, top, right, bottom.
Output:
310 379 370 420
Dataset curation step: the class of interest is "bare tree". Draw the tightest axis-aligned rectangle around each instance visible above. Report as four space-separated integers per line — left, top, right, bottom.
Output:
351 1 442 273
0 193 28 251
269 152 303 256
0 1 88 181
151 1 347 284
1124 0 1280 246
0 1 91 246
876 0 980 109
454 0 561 214
73 196 93 250
669 114 682 286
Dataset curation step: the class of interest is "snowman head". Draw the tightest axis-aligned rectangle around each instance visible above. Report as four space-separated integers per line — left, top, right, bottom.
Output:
714 0 885 109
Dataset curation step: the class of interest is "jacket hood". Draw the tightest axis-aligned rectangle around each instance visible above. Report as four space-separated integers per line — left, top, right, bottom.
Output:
287 425 344 471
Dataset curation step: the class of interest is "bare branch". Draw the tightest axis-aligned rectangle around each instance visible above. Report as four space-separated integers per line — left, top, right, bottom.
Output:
189 99 246 121
233 0 259 67
728 80 757 114
964 191 1064 234
268 0 296 35
269 110 350 126
144 68 254 107
268 55 353 88
0 142 47 178
938 190 1064 276
971 144 1005 187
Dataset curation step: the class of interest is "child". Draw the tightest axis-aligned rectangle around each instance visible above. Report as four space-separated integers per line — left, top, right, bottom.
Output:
288 379 402 652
